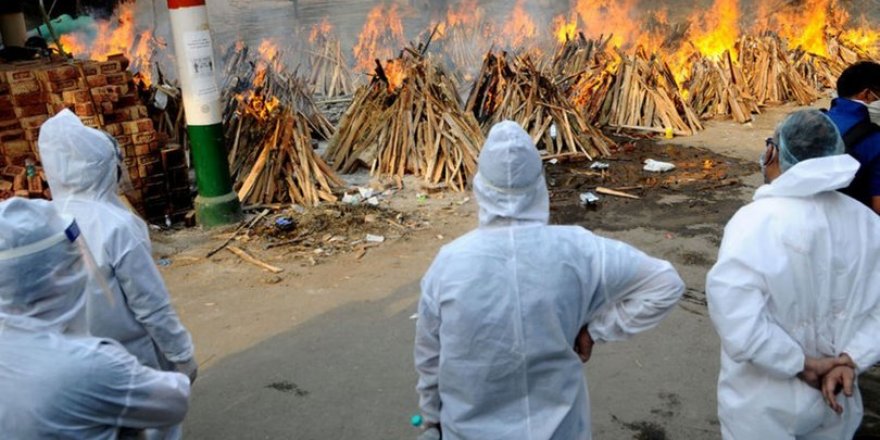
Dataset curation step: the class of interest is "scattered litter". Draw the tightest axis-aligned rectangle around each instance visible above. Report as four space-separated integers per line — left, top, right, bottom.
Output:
416 193 428 203
643 159 676 173
342 193 362 205
590 162 610 170
366 196 380 206
436 235 444 240
409 313 419 320
357 187 375 199
366 234 386 243
274 216 296 232
457 197 470 205
550 124 558 139
549 158 559 165
579 192 600 205
157 258 172 267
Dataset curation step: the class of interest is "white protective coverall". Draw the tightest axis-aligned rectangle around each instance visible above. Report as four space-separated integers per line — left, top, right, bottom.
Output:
0 198 190 440
414 121 685 440
707 155 880 439
38 110 194 371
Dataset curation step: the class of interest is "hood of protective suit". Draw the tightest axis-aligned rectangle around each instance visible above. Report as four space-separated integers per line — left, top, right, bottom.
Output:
473 121 549 227
0 198 88 334
756 155 859 200
38 109 122 206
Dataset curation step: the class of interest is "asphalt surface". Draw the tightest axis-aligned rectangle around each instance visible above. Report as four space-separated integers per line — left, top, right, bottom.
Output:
183 280 423 439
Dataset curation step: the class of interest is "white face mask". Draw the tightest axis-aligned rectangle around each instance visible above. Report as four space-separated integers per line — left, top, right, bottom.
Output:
867 100 880 125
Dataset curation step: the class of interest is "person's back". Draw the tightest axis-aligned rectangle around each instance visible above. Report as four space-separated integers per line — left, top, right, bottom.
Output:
0 198 191 439
825 61 880 213
708 110 880 439
415 121 684 440
38 110 195 375
0 329 189 439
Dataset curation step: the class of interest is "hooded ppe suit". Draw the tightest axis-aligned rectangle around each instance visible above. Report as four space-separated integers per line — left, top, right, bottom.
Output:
0 198 190 439
707 154 880 439
39 110 194 439
38 109 194 371
414 121 685 440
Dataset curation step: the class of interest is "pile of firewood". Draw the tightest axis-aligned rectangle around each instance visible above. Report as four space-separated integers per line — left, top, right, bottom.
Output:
738 35 820 107
325 42 482 191
466 51 612 160
793 33 875 91
684 50 760 123
307 34 356 97
598 48 703 136
223 44 344 206
551 34 618 124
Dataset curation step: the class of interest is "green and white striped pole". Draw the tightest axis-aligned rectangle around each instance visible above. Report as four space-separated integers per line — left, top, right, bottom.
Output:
168 0 241 227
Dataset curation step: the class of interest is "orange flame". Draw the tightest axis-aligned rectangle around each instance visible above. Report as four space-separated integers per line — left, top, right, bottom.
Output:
309 18 335 44
574 0 640 48
500 0 537 49
688 0 740 60
383 59 407 92
553 14 578 44
57 1 153 85
446 0 481 28
258 39 280 63
353 3 405 73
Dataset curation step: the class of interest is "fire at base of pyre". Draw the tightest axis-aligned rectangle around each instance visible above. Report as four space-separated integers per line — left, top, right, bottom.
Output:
324 38 483 192
222 42 345 207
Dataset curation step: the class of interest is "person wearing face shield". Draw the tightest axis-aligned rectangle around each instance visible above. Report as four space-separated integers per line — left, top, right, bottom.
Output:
37 110 196 438
413 121 685 440
0 198 190 439
825 61 880 214
707 110 880 439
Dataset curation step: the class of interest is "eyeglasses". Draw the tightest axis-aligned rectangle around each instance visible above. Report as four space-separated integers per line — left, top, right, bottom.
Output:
762 138 778 166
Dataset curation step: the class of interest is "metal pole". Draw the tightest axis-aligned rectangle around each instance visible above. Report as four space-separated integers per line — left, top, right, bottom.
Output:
167 0 241 227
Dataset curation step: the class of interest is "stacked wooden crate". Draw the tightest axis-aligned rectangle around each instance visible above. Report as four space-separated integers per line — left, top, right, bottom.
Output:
0 56 189 222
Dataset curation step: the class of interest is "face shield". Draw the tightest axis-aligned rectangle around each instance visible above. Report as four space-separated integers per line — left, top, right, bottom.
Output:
0 199 114 336
102 131 137 206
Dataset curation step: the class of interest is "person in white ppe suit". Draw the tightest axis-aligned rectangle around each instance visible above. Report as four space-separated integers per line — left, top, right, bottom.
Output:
414 121 685 440
707 109 880 439
0 198 190 439
38 110 196 438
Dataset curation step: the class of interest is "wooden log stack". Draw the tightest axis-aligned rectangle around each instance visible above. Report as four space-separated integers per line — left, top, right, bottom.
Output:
308 35 356 98
738 35 820 107
466 51 612 160
224 44 344 206
325 43 482 191
551 34 618 124
598 48 703 136
684 50 760 123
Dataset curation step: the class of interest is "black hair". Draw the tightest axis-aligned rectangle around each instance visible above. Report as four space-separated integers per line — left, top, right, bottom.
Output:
836 61 880 98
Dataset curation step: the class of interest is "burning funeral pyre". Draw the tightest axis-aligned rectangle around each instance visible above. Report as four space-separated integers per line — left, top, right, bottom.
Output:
325 38 483 191
222 42 344 207
2 0 880 210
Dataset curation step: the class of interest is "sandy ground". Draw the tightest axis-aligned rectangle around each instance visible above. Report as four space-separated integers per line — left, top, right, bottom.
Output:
144 103 825 440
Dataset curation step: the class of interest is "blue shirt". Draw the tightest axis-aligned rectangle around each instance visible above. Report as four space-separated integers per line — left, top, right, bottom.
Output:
826 98 880 209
